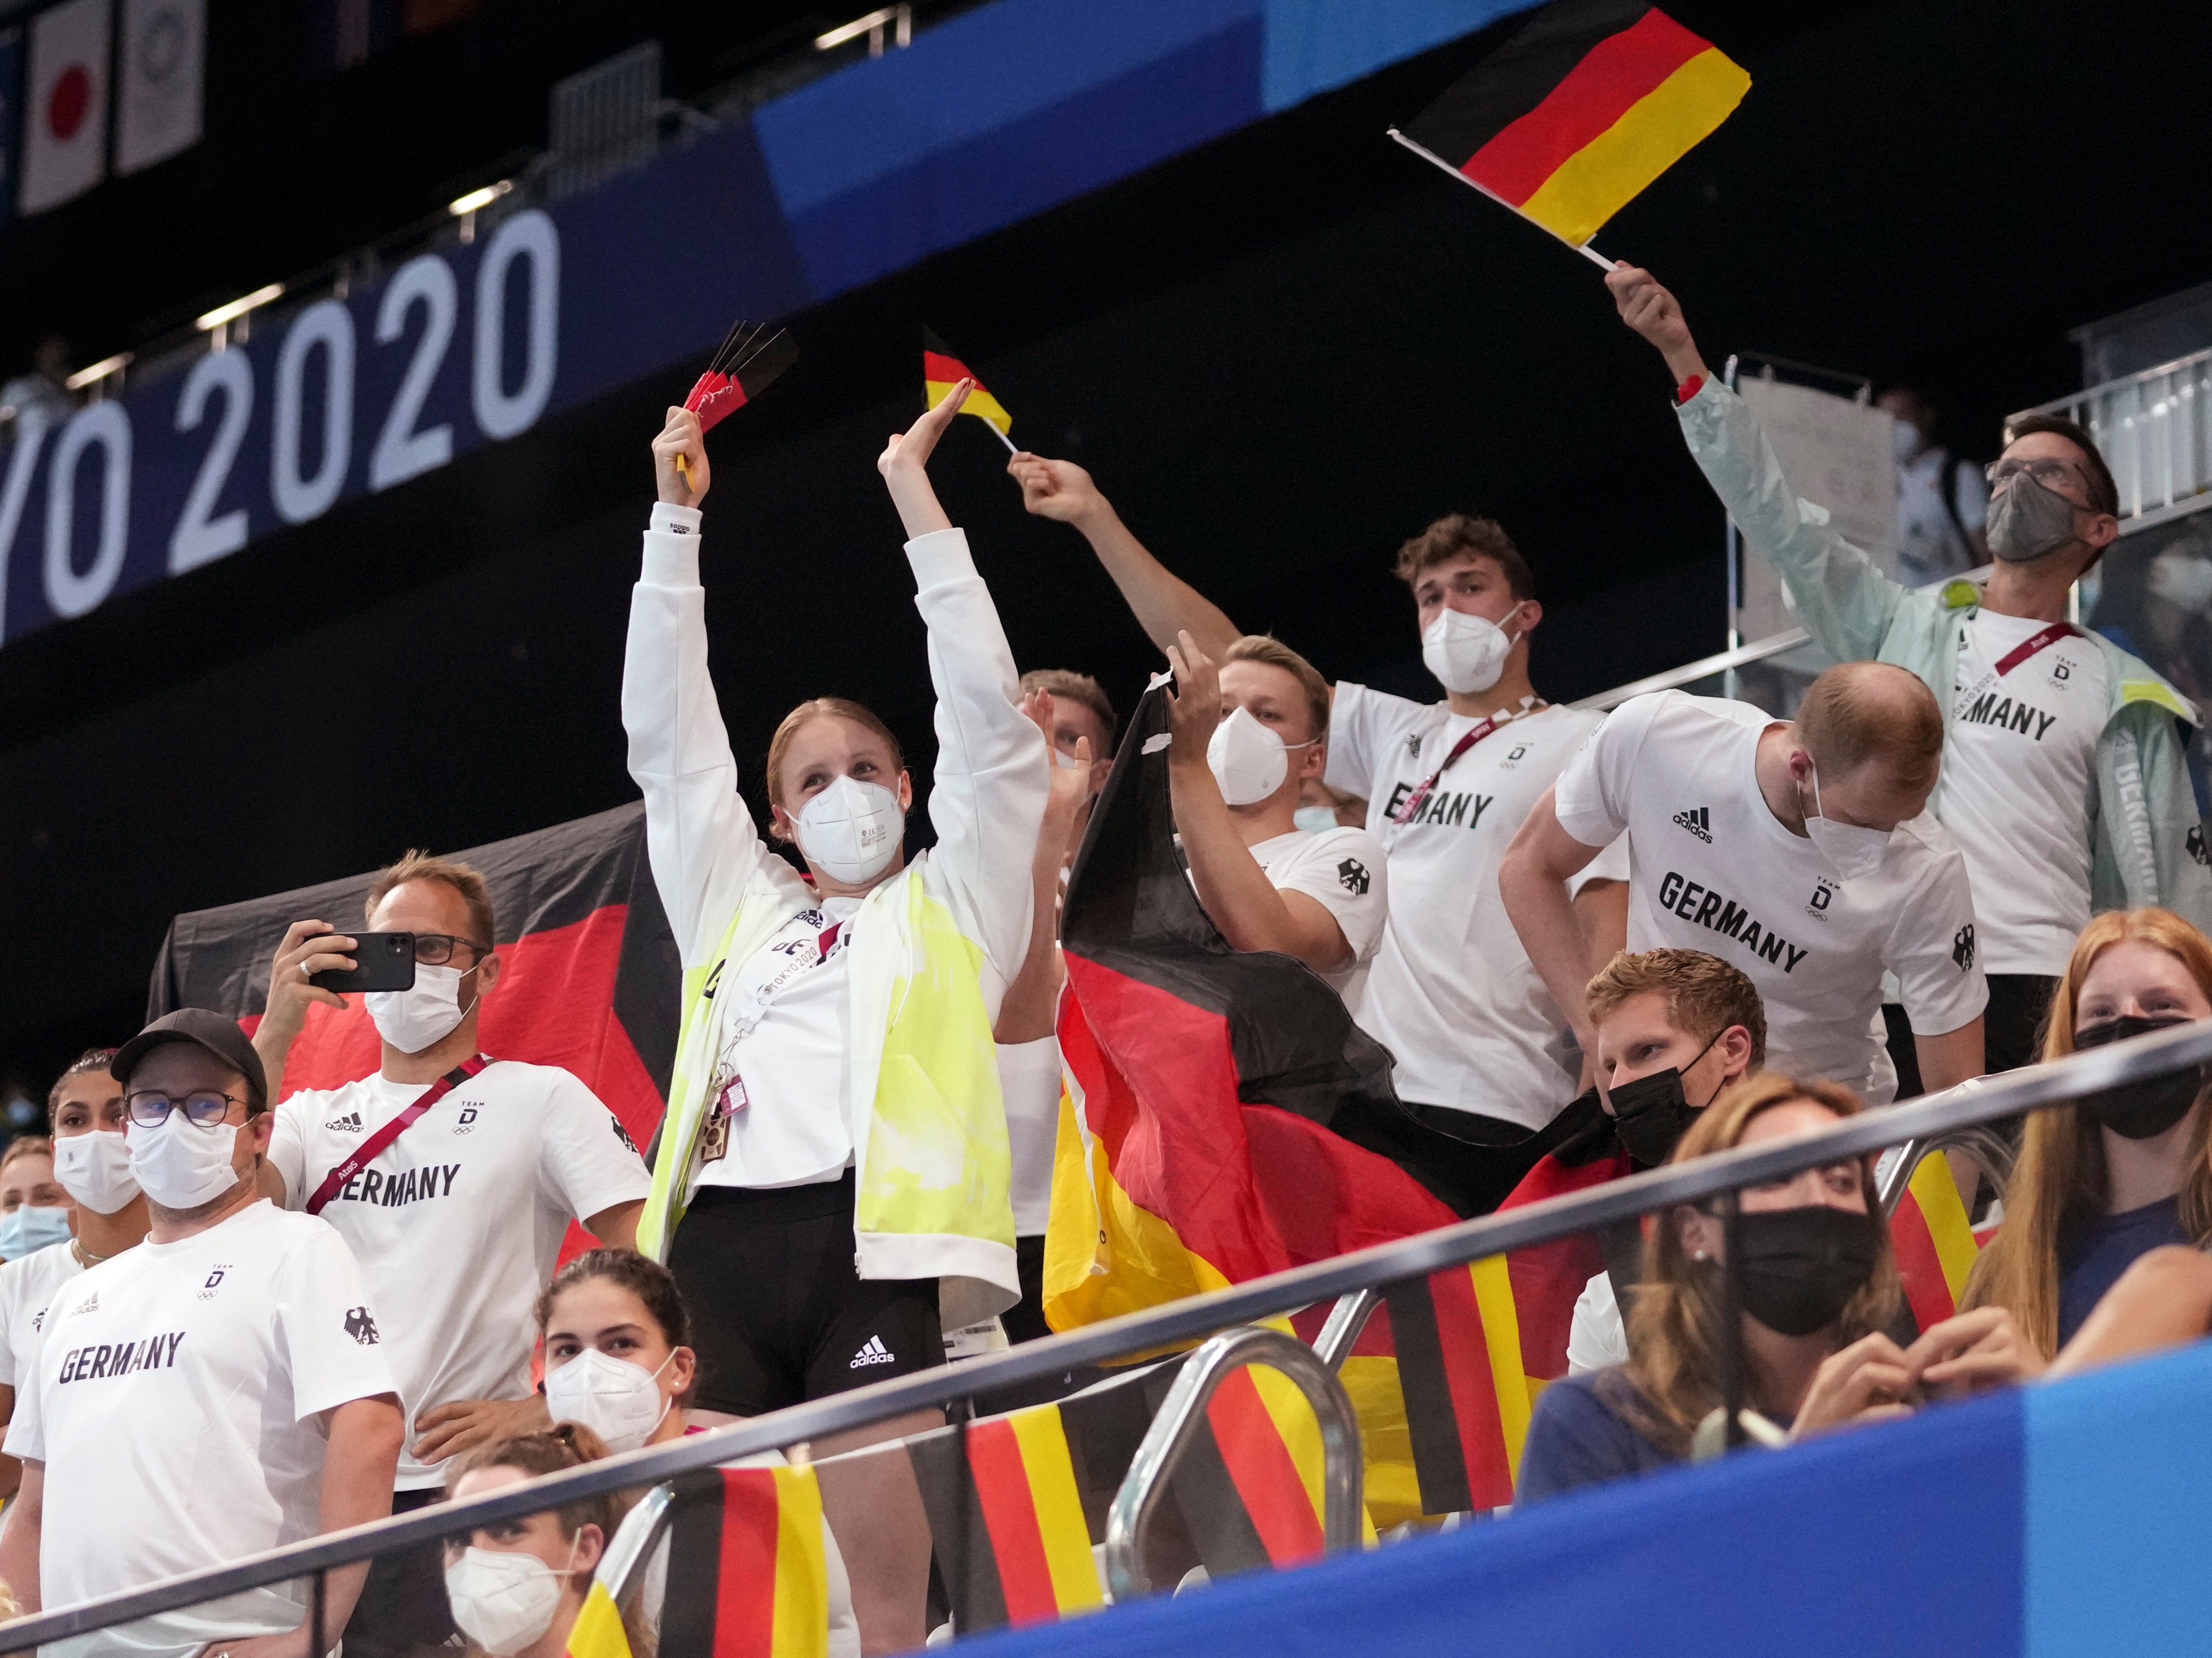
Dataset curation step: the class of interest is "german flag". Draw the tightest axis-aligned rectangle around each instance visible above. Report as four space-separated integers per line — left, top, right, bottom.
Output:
907 1404 1106 1630
147 802 676 1262
1890 1152 1994 1336
565 1581 636 1658
683 320 798 435
1400 0 1749 249
661 1465 830 1658
923 327 1014 439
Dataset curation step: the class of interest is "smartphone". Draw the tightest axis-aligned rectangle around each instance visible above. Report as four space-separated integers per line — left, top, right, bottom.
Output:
308 932 417 993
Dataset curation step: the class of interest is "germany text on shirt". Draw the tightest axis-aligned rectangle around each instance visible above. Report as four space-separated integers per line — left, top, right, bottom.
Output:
1554 691 1987 1103
6 1202 394 1658
1937 611 2109 975
269 1059 651 1489
1327 687 1627 1130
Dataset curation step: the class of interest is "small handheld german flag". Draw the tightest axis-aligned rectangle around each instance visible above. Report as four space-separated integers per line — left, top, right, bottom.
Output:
674 320 797 483
1391 0 1749 265
923 328 1017 453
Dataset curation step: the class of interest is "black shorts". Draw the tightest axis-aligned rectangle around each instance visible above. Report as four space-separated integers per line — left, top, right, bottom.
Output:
342 1488 454 1658
668 1171 944 1417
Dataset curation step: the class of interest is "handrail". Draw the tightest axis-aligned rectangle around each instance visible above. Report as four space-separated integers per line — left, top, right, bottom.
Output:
1876 1128 2017 1217
11 1018 2212 1650
597 1480 677 1607
1101 1328 1363 1602
1312 1288 1381 1371
1570 629 1812 711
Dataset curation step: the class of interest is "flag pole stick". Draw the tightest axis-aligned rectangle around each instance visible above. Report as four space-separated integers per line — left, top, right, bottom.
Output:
1386 128 1615 272
987 422 1019 455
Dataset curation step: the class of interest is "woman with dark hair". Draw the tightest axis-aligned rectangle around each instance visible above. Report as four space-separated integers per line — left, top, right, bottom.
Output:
442 1425 634 1658
535 1250 859 1658
1963 907 2212 1353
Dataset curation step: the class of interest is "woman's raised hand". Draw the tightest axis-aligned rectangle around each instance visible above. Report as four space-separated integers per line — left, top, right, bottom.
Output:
653 405 709 508
877 379 968 538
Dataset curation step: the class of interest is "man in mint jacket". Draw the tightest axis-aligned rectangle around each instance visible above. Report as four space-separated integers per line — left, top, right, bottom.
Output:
1606 264 2210 1075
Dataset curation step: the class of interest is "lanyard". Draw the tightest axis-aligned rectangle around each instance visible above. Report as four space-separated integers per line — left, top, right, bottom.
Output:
305 1056 492 1215
1390 702 1542 826
709 915 848 1121
1952 619 2078 719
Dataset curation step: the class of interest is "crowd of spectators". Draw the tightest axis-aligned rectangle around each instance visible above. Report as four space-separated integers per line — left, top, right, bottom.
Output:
0 273 2208 1658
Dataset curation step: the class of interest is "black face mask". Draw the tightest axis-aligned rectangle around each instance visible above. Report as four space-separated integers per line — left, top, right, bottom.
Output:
1606 1032 1724 1168
2072 1014 2210 1141
1725 1204 1883 1337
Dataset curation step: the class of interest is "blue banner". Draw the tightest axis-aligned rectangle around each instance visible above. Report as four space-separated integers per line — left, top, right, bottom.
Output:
0 0 1522 651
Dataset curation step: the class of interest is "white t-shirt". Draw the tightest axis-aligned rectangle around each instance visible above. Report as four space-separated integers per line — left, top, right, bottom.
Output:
1327 689 1629 1130
996 1037 1062 1239
1565 1269 1629 1375
696 897 863 1192
270 1060 652 1489
1937 612 2110 976
1243 825 1388 1009
1554 691 1987 1103
8 1202 395 1658
1896 447 1988 590
0 1239 84 1388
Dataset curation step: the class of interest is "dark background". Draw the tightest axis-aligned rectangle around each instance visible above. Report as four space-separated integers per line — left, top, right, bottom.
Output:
4 0 2209 1111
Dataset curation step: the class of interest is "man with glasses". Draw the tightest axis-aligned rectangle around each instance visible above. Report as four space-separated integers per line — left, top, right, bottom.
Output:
0 1010 404 1656
1606 264 2212 1076
252 851 651 1658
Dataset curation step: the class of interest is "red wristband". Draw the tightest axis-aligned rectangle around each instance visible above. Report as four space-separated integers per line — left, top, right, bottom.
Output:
1675 374 1705 405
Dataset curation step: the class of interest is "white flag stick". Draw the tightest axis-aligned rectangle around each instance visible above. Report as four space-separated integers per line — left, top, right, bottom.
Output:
984 420 1019 455
1387 127 1615 272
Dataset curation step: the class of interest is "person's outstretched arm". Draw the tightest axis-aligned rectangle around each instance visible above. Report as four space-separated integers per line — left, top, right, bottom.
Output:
992 691 1091 1045
883 384 1053 985
1008 454 1241 658
1165 633 1355 972
1606 265 1905 664
624 409 789 967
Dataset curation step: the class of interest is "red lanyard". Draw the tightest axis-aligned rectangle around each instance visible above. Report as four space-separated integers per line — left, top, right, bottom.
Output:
1391 707 1532 825
1953 620 2078 718
305 1056 491 1215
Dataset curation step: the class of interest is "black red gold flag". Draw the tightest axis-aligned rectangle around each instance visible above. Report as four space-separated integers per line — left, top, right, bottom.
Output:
1397 0 1749 249
659 1465 829 1658
923 327 1015 439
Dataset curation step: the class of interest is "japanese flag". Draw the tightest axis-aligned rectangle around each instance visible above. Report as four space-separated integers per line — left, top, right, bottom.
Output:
20 0 110 215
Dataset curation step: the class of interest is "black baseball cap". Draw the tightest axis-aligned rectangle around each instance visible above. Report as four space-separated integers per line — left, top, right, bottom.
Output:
111 1009 268 1111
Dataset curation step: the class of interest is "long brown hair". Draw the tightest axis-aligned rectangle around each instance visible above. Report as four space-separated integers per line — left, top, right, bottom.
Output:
1961 908 2212 1356
1606 1073 1900 1455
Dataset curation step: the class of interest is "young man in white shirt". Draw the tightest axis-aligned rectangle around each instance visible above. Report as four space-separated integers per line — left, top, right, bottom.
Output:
1502 661 1987 1105
0 1049 148 1504
0 1010 403 1658
1606 264 2212 1077
1009 455 1625 1215
251 853 651 1658
1879 383 1989 589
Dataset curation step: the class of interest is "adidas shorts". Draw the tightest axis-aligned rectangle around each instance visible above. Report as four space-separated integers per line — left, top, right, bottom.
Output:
668 1170 944 1416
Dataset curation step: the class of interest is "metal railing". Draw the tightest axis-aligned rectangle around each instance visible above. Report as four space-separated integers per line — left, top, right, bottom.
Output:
2015 344 2212 534
11 1018 2211 1651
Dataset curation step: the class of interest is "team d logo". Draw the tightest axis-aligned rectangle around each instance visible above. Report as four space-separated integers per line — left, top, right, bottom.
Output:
1808 878 1836 914
1953 924 1977 972
345 1306 381 1346
198 1266 228 1301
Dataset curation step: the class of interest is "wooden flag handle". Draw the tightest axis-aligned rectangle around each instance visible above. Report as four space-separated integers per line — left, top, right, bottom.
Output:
1386 128 1615 271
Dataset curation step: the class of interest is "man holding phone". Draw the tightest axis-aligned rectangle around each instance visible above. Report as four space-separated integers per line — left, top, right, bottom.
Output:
252 850 651 1658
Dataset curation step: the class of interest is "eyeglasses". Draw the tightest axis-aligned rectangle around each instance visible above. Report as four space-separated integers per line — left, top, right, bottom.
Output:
1985 456 2088 496
127 1090 249 1129
411 933 491 967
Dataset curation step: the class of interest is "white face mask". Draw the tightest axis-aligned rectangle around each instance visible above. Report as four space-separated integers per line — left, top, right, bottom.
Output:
543 1346 674 1453
1293 805 1340 835
55 1130 140 1214
794 775 905 884
1205 706 1315 807
366 962 480 1056
128 1113 242 1211
1891 420 1921 465
1421 606 1522 695
445 1545 572 1657
1801 759 1895 882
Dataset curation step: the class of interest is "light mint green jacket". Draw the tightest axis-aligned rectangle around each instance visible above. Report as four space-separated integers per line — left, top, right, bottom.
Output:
1677 378 2212 937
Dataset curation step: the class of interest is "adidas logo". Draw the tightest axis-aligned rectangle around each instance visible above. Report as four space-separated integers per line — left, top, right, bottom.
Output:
848 1335 896 1370
70 1292 98 1317
325 1111 363 1133
1672 806 1713 843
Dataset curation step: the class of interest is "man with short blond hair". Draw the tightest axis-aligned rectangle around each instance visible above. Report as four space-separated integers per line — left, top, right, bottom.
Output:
252 852 650 1658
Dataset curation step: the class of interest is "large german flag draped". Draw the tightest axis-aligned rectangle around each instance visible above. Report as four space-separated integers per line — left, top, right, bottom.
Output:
661 1465 830 1658
146 801 679 1251
1401 0 1750 248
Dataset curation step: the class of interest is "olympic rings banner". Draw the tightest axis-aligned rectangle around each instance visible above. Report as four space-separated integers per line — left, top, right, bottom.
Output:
0 0 1528 651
